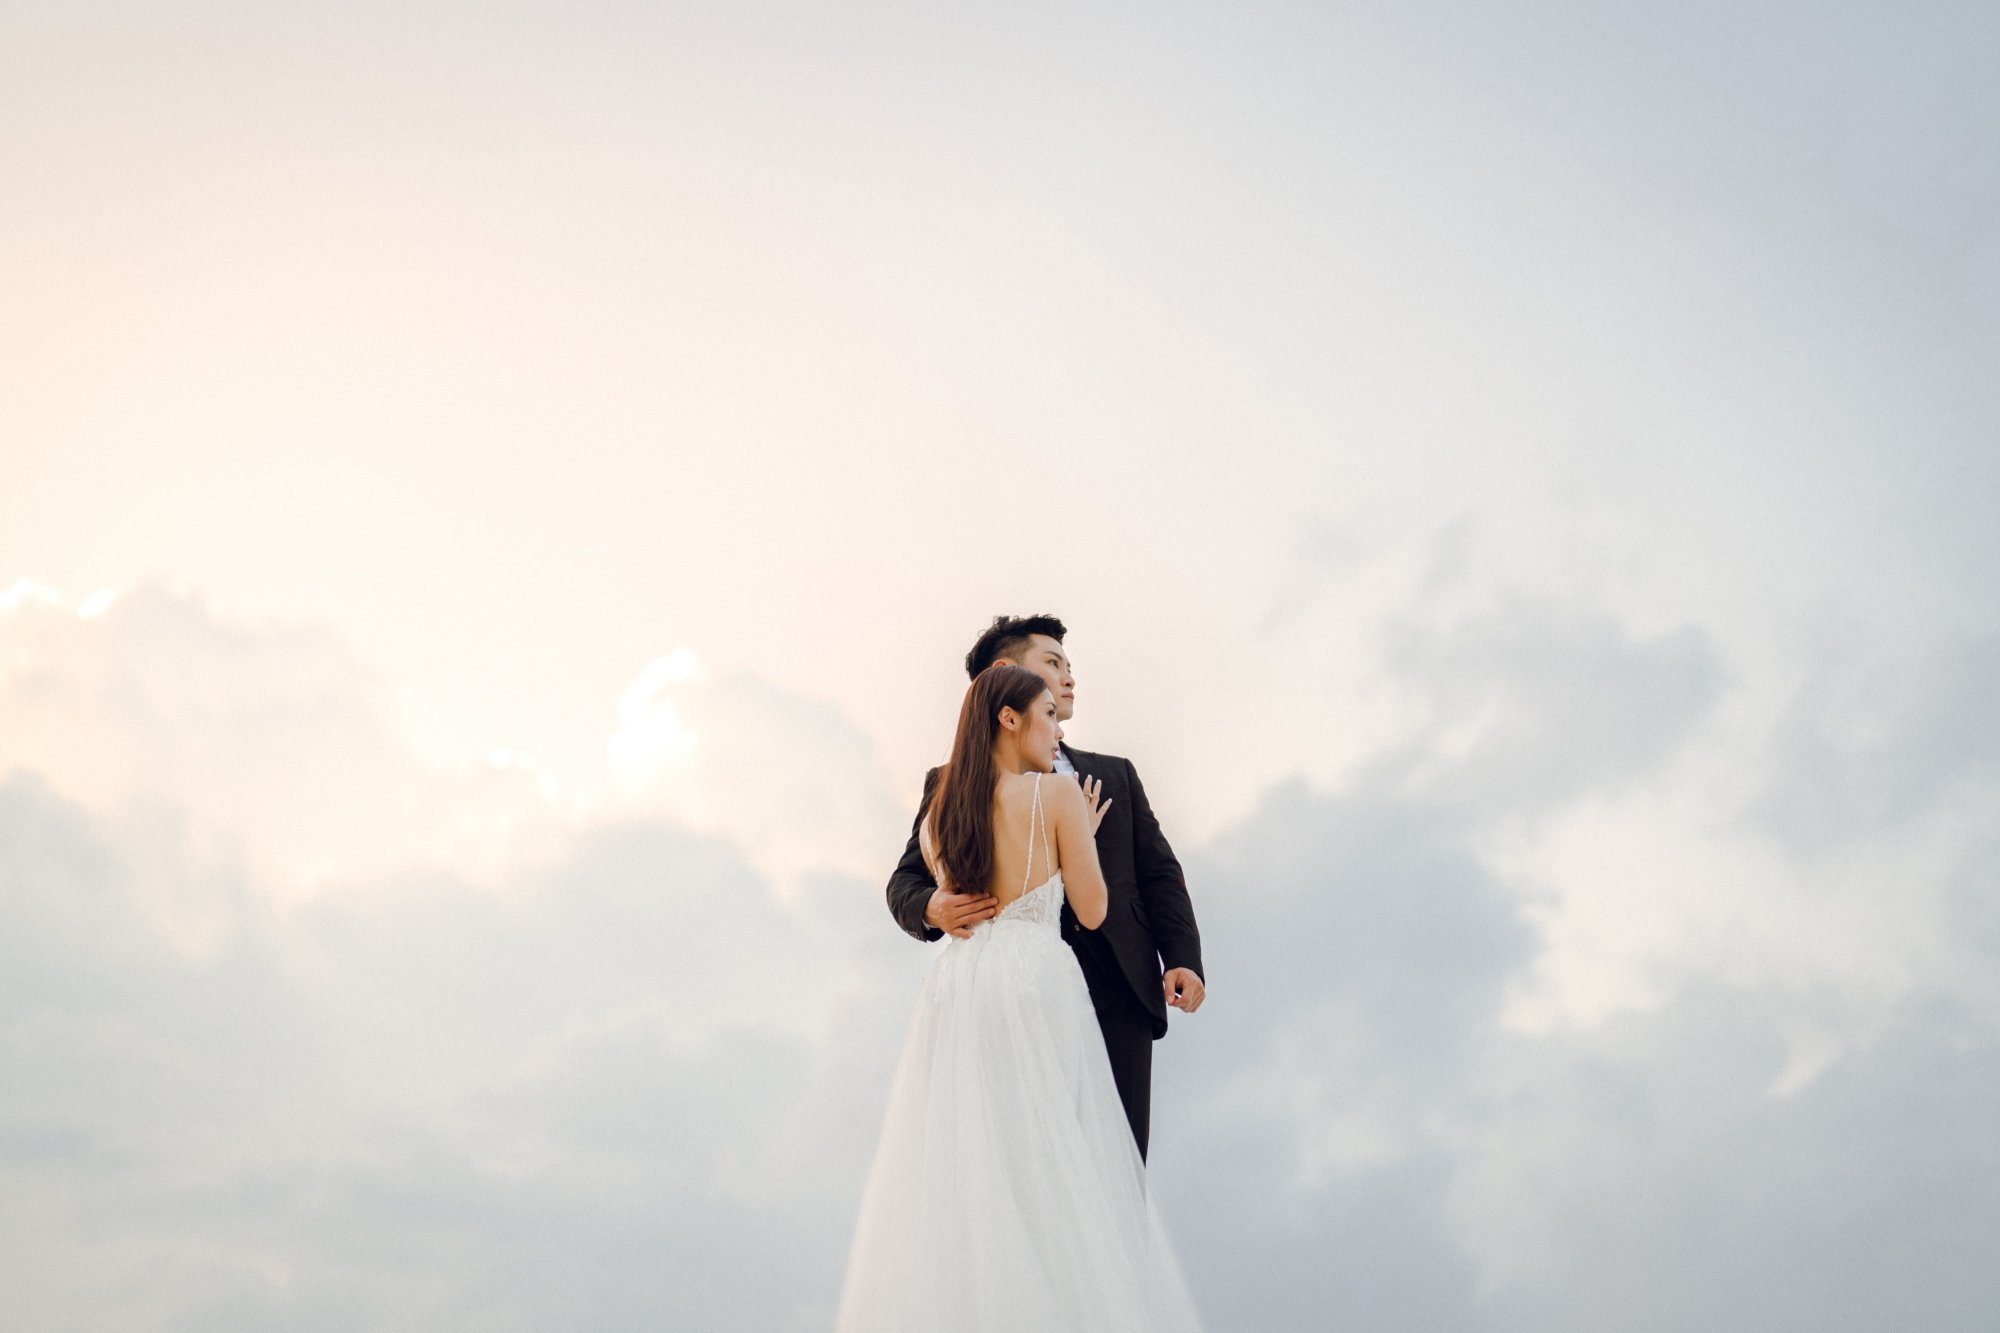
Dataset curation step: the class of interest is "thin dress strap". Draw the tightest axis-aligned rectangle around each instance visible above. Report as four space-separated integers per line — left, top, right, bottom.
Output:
1038 776 1052 881
1021 774 1043 896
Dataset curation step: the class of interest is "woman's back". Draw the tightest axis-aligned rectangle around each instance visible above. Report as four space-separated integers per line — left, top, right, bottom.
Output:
923 767 1108 931
983 771 1058 908
921 770 1057 907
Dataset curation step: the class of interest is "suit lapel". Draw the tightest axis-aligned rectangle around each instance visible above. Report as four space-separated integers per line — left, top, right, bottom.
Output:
1061 744 1111 788
1060 742 1096 780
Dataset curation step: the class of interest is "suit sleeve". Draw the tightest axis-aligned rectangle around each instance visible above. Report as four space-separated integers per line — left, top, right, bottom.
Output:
1124 758 1204 980
886 768 944 943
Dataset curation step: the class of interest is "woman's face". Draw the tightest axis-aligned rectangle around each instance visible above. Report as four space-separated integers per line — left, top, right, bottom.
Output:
1018 688 1063 770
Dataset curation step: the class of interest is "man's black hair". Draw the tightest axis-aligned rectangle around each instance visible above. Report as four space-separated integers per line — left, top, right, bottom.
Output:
964 614 1068 680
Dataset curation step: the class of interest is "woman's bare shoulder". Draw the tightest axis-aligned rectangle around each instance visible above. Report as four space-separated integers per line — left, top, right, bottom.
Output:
1038 771 1086 812
987 771 1029 804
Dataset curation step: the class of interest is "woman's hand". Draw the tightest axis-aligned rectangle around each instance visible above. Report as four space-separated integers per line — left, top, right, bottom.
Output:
1080 774 1113 834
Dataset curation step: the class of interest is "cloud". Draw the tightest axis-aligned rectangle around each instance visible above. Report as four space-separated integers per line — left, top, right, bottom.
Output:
1143 600 2000 1333
0 580 564 900
1379 592 1727 817
607 650 909 894
1756 633 2000 847
0 768 890 1330
0 586 917 1329
1156 783 1527 1332
1451 985 2000 1333
6 578 1999 1331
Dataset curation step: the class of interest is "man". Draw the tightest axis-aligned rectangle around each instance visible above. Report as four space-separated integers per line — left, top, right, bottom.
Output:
887 614 1205 1159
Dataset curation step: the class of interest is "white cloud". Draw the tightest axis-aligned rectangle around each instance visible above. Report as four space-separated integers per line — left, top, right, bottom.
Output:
3 570 1998 1329
0 582 585 902
1149 590 2000 1331
606 652 908 896
0 585 933 1328
0 742 897 1331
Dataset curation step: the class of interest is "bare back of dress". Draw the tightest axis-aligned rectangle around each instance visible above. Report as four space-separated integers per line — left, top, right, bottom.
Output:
919 772 1064 924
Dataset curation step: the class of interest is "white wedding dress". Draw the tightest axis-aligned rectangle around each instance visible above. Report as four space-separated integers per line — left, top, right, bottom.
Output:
834 775 1206 1333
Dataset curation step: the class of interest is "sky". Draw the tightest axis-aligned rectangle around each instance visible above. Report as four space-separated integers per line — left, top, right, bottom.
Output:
3 2 1997 1329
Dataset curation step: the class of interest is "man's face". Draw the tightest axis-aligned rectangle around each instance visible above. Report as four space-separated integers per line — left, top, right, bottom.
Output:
1005 634 1075 723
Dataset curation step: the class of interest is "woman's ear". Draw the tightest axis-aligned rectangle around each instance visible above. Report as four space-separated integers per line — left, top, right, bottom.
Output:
997 706 1017 733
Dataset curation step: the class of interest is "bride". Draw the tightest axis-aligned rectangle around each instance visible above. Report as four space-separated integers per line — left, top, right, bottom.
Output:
833 664 1206 1332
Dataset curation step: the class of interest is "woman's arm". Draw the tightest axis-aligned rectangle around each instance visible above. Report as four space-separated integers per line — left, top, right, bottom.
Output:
1045 776 1108 929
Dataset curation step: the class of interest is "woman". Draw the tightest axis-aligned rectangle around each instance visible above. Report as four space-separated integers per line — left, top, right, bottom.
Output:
833 664 1206 1332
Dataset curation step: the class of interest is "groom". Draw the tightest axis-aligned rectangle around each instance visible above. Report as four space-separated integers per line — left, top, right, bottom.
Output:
887 614 1205 1159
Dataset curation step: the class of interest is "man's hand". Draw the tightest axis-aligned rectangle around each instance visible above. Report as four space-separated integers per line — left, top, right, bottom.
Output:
1163 967 1205 1014
925 887 998 939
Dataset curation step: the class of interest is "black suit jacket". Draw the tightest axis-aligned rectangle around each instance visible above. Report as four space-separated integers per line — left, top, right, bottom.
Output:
886 743 1203 1037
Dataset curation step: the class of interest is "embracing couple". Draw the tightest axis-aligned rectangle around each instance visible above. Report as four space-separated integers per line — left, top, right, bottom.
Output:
833 615 1208 1332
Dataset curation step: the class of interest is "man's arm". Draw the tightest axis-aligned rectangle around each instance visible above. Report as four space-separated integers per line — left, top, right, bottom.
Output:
887 770 945 942
1124 758 1204 980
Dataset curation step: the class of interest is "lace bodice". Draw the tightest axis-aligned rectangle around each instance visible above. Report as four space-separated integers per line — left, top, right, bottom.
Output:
994 870 1064 931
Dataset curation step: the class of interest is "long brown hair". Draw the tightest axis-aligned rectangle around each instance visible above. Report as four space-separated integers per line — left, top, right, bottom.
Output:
927 664 1052 896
